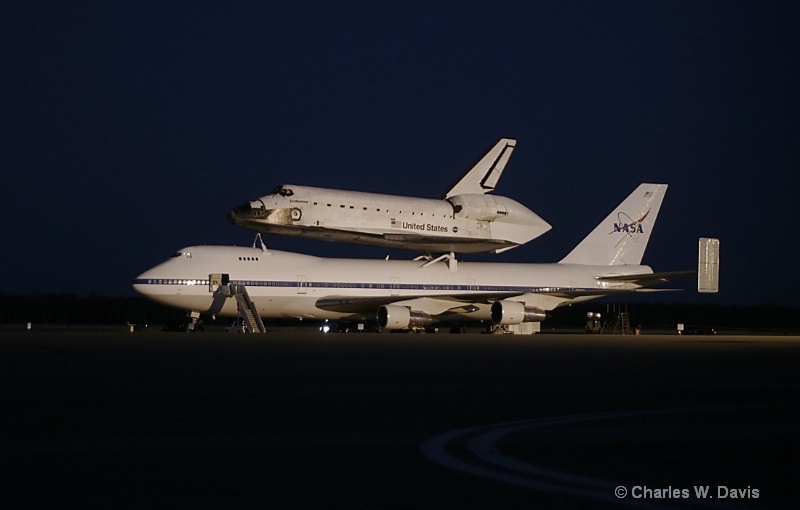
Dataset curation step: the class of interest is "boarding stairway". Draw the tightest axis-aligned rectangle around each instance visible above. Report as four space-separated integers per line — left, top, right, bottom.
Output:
232 284 267 333
208 276 267 333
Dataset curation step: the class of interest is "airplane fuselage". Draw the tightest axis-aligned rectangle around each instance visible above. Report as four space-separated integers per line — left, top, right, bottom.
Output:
228 185 551 254
133 245 651 323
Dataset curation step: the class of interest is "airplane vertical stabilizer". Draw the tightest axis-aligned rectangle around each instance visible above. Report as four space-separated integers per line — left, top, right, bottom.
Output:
559 183 667 266
443 138 516 198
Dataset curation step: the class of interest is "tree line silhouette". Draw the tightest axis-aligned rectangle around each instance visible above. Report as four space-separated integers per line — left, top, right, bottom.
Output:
0 293 797 334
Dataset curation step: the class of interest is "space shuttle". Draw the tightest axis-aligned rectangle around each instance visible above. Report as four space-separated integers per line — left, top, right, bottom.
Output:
227 139 551 254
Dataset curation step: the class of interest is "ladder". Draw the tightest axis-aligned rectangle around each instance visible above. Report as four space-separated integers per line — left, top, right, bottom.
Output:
613 310 632 335
602 303 633 335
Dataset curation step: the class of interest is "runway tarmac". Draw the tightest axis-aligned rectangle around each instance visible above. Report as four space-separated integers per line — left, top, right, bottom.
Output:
1 330 798 509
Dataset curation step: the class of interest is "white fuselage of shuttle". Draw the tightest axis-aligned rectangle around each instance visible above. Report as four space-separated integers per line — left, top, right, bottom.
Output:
228 184 551 254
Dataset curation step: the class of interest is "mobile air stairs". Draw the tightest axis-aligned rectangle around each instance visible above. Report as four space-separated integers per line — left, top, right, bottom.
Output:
208 274 267 333
601 303 633 335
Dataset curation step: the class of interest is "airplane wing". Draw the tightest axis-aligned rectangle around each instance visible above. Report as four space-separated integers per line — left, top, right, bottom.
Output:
314 292 523 314
311 263 701 321
314 287 645 316
314 268 699 319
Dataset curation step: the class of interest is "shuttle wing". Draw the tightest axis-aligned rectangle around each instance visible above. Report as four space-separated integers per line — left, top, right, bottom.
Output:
291 226 520 254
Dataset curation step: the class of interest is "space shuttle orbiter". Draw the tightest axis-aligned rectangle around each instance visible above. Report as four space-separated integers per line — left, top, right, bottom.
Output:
227 139 550 254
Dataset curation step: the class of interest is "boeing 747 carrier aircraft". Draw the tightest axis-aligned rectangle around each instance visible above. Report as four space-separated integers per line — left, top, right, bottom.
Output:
134 184 720 333
227 139 551 254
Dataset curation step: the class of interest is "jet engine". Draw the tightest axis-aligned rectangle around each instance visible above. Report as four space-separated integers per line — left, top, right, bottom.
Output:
491 300 546 325
377 305 433 330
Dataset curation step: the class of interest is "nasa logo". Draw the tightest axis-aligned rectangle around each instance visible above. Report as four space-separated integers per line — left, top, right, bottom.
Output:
611 209 650 236
452 226 459 233
613 222 644 234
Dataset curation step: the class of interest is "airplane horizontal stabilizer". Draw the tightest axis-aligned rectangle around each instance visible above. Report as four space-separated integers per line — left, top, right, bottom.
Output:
596 269 697 287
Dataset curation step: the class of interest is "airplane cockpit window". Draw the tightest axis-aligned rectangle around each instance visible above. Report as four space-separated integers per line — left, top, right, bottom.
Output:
269 186 294 197
171 251 192 258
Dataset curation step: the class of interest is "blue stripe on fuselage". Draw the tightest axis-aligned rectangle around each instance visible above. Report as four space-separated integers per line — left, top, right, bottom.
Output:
131 278 583 293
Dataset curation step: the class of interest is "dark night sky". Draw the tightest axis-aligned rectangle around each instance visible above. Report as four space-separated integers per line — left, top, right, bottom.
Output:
2 1 799 306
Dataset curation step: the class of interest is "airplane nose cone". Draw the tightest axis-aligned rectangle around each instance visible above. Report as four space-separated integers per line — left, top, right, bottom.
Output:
132 269 154 295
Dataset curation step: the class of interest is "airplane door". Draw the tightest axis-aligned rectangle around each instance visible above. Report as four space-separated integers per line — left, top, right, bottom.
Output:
209 273 229 292
391 277 399 296
298 275 307 294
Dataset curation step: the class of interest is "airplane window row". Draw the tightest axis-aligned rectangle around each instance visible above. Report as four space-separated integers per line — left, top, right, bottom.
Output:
147 279 208 286
238 257 259 261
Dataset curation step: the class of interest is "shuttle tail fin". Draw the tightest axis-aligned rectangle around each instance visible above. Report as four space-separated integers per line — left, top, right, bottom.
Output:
442 138 516 198
559 183 667 266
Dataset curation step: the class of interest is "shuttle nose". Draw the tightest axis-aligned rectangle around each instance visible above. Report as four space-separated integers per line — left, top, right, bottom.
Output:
228 200 266 228
227 203 248 225
228 198 301 231
227 207 237 225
